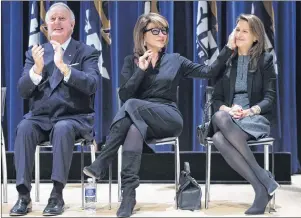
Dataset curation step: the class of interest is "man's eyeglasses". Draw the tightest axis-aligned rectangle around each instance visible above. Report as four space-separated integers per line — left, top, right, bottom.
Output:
144 27 169 35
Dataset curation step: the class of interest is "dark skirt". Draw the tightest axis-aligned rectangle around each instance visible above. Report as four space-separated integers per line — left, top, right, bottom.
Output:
207 112 270 140
232 114 270 140
110 98 183 144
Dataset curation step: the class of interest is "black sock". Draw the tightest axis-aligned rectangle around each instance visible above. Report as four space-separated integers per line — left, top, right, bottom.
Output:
16 184 30 197
50 181 64 198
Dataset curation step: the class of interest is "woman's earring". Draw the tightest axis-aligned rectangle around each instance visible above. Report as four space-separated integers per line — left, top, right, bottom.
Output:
143 41 146 47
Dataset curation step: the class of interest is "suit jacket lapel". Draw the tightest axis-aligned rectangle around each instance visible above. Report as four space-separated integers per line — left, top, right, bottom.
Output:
49 39 79 94
229 65 237 106
43 43 55 76
43 42 59 93
63 38 78 65
49 66 63 92
247 69 254 101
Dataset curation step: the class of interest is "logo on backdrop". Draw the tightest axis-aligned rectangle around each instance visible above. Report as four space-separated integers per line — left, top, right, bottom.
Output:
196 1 219 65
251 1 278 74
84 0 110 79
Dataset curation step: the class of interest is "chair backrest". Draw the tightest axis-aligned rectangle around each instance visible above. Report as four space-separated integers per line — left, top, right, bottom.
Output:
205 86 214 119
1 87 6 119
116 88 121 109
176 86 179 105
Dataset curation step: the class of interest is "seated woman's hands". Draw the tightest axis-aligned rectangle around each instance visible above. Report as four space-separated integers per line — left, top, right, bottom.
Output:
219 104 241 117
220 104 255 119
233 109 254 119
229 104 243 119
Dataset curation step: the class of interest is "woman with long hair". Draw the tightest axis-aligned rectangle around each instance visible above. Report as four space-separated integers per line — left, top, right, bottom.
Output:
210 14 279 215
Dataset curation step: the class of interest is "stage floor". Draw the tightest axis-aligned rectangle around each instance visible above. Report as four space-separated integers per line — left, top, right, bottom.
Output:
2 175 301 217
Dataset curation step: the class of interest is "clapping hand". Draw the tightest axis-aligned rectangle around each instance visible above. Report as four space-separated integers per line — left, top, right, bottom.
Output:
50 40 65 70
31 45 44 74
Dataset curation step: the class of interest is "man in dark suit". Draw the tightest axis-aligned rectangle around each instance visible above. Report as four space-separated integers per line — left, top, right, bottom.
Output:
9 2 100 216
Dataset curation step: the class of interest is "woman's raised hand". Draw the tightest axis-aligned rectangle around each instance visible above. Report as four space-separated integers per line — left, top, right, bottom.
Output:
138 50 153 71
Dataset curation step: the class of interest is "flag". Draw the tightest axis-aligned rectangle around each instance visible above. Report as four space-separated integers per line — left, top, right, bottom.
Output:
193 1 219 151
144 0 159 14
195 1 219 65
39 0 52 44
251 2 278 74
251 1 282 147
28 1 40 48
80 1 112 145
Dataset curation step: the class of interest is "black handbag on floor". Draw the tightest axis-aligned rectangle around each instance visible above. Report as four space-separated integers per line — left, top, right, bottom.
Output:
176 162 202 211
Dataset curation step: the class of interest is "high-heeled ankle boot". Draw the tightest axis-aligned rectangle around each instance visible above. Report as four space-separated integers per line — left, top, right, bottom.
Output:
259 170 280 196
116 151 141 218
264 171 280 196
245 187 273 215
117 188 136 217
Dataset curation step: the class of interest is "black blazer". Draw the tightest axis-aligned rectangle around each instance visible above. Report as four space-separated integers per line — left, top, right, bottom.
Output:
118 46 233 104
212 52 277 121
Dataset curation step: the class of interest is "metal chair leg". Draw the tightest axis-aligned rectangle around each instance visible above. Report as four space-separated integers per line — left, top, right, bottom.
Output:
264 144 277 213
118 146 122 202
205 143 211 209
174 138 180 209
264 144 269 170
81 145 84 210
1 127 8 203
208 144 212 203
35 146 40 202
271 144 276 212
90 142 97 202
263 144 270 212
109 163 112 210
176 138 180 186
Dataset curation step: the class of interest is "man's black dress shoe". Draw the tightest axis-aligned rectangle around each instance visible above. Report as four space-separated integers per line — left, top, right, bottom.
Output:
42 196 65 216
9 196 32 216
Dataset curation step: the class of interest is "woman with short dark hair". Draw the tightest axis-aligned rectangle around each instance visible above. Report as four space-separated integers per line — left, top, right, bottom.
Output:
84 12 234 217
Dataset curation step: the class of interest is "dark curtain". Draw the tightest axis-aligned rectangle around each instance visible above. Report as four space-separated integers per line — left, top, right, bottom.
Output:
1 2 24 152
297 1 301 174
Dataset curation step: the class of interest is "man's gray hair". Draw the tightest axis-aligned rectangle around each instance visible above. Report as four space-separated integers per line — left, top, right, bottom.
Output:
45 2 75 22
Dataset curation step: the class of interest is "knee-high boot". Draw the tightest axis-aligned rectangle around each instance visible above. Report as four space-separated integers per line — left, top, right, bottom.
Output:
83 117 132 179
117 151 141 218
